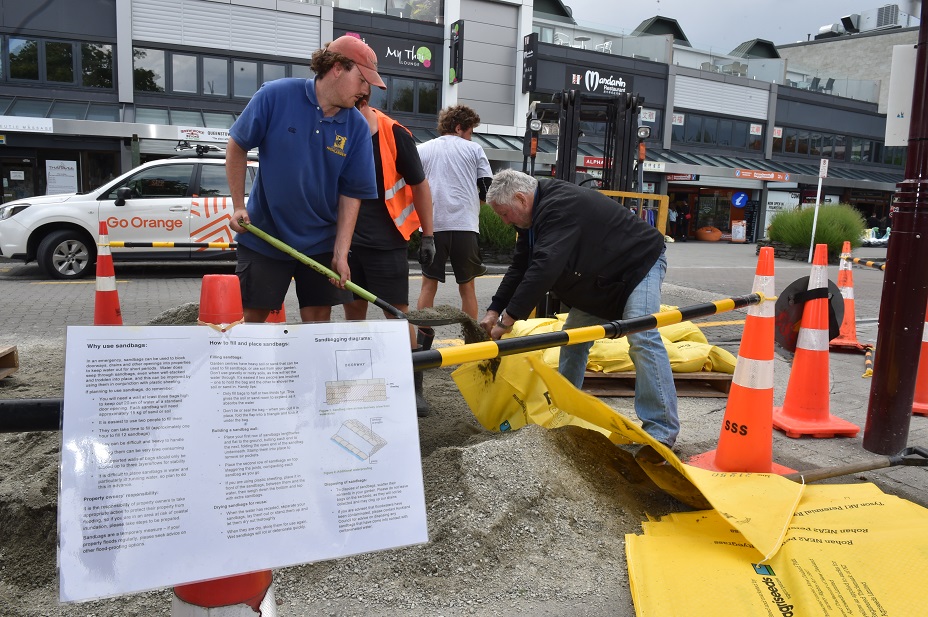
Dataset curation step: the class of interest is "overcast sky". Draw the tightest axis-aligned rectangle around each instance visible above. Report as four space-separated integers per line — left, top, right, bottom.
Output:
563 0 921 53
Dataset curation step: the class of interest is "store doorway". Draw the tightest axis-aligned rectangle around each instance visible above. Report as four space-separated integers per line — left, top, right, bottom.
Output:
1 158 36 203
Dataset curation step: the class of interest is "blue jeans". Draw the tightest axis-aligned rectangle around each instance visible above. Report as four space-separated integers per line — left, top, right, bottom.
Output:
558 251 679 446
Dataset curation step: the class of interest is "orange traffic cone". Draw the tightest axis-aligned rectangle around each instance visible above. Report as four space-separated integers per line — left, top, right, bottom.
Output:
93 221 122 325
830 241 865 352
266 302 287 323
196 274 244 331
772 244 860 438
911 306 928 416
689 247 794 473
174 275 276 615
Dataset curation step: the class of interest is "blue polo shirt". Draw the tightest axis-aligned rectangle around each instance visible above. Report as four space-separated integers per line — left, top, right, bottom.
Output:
230 77 377 259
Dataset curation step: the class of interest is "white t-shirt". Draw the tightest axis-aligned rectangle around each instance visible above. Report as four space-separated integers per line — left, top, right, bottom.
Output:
417 135 493 233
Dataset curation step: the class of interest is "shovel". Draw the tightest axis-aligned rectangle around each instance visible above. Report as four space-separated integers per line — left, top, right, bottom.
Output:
633 445 928 510
783 445 928 483
241 222 470 327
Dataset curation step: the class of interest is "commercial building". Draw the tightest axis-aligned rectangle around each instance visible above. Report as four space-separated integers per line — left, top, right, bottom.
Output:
0 0 911 241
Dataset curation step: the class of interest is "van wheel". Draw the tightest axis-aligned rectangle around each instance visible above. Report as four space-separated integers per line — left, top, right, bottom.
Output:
37 230 97 279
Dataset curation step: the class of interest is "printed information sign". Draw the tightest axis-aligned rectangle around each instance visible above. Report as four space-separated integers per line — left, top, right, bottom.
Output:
58 321 427 602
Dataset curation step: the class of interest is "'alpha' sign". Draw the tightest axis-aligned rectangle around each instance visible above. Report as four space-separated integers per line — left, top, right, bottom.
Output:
565 66 632 95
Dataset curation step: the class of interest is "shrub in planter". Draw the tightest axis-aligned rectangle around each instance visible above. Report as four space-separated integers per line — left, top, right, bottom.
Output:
768 203 866 255
406 204 517 259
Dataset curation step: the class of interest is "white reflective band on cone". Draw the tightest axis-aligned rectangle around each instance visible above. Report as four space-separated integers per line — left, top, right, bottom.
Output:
839 259 851 270
796 327 829 351
748 276 775 317
96 277 117 292
732 357 774 389
923 326 928 343
840 287 854 300
809 265 828 288
171 587 277 616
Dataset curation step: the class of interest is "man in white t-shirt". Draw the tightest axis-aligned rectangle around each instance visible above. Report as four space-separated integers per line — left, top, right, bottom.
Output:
416 105 493 320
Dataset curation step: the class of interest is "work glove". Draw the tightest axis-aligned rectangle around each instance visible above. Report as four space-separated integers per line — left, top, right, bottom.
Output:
418 235 436 267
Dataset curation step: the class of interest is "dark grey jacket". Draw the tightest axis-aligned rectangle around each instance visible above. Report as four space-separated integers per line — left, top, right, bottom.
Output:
488 178 664 321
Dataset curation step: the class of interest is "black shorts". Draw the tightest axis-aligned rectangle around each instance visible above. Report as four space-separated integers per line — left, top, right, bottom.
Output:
347 245 410 306
236 244 352 310
421 230 487 284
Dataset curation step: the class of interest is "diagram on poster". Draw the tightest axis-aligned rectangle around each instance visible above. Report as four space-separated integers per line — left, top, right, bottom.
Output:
58 320 427 603
326 349 387 404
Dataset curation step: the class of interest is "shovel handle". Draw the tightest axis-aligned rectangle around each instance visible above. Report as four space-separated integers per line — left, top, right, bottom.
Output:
784 457 894 483
241 222 405 319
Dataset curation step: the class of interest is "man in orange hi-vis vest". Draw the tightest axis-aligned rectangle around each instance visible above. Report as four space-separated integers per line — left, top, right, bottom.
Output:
346 95 436 417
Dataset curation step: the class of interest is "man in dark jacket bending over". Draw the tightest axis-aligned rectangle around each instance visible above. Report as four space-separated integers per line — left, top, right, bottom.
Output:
479 169 679 447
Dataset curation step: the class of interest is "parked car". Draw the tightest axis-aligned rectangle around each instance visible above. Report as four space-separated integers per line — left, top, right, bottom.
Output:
0 148 256 279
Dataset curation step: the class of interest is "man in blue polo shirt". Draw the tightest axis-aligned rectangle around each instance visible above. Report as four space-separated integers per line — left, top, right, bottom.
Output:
227 35 384 323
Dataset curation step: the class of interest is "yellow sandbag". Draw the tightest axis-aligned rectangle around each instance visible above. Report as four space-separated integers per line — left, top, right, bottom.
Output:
658 320 708 344
666 340 712 373
707 345 737 374
509 317 563 338
451 354 607 436
587 337 633 373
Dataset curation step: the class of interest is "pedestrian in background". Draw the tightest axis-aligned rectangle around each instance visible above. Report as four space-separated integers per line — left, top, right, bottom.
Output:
227 35 383 323
346 95 436 416
480 169 679 448
416 105 493 320
676 202 690 242
667 205 677 238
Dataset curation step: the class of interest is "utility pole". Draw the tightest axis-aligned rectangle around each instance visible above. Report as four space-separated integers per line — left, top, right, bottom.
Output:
864 1 928 453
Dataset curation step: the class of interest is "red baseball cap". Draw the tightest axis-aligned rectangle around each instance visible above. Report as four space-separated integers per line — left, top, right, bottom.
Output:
327 35 386 90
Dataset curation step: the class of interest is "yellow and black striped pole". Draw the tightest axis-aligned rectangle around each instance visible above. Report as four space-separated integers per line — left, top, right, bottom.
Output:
106 241 237 249
851 257 886 271
412 293 769 371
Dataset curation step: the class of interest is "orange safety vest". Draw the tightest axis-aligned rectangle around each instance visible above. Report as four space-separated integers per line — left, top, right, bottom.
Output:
373 108 421 240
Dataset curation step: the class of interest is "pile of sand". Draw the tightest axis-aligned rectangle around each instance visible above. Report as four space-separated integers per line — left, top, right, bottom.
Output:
0 307 683 616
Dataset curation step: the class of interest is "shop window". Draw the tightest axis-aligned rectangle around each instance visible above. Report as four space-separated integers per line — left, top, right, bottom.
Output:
747 128 763 151
820 134 833 158
783 128 797 153
833 135 846 161
684 116 703 143
171 109 204 127
203 57 229 96
172 54 198 94
49 101 89 119
369 85 388 110
809 133 822 156
263 64 287 82
850 138 872 163
82 43 113 88
234 60 258 98
732 121 748 148
203 111 236 128
670 121 685 143
418 81 438 116
136 107 170 125
717 119 733 146
292 64 313 79
134 48 165 92
87 103 120 121
9 38 39 80
7 98 51 117
872 141 883 164
391 78 415 114
701 117 718 144
797 131 810 155
46 41 74 83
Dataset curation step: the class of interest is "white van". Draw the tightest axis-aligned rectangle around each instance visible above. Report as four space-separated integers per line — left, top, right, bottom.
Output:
0 150 256 279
